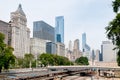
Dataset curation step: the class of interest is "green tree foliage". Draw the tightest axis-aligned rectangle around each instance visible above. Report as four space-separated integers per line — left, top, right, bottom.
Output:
106 0 120 66
16 53 73 68
16 54 35 68
16 58 24 68
23 53 34 68
0 33 15 73
112 0 120 13
39 53 54 66
31 60 36 68
38 53 73 66
3 46 15 70
75 56 89 65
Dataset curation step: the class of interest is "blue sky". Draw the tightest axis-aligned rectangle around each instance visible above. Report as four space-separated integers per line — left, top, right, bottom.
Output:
0 0 115 50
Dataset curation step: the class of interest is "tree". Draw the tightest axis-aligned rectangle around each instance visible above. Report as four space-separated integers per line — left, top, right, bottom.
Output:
0 33 15 73
75 56 89 65
38 53 73 66
16 58 24 68
3 46 15 70
54 55 72 65
16 54 35 68
39 53 54 66
112 0 120 13
24 53 34 68
106 0 120 66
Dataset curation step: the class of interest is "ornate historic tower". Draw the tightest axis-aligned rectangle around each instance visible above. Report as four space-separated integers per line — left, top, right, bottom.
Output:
11 4 30 57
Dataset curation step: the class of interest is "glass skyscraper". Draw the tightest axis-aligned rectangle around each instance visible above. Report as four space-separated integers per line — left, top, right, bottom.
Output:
82 33 86 51
33 21 55 42
46 42 56 54
82 33 90 52
55 16 64 43
56 34 61 42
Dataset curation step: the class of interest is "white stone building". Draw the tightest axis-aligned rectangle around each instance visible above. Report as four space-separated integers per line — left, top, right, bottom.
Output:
101 41 117 62
56 42 65 57
10 4 30 58
30 38 50 58
65 48 74 61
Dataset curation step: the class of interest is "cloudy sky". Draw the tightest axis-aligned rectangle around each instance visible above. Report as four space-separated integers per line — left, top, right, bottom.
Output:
0 0 115 50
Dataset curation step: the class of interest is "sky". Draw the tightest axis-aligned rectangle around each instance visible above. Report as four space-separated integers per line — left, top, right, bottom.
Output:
0 0 115 50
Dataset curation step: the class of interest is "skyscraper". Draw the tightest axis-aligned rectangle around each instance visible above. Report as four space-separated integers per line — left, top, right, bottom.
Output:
46 42 56 54
101 41 117 62
11 4 30 58
69 40 72 51
100 45 103 61
56 42 65 57
91 49 95 65
56 34 61 42
82 33 86 51
95 49 100 62
73 39 79 50
30 38 49 57
82 33 90 52
55 16 64 43
73 39 82 60
33 21 55 42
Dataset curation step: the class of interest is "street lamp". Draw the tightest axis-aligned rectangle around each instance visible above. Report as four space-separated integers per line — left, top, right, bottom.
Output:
35 53 37 68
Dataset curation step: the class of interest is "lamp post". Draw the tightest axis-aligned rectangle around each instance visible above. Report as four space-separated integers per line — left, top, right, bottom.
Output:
35 53 37 68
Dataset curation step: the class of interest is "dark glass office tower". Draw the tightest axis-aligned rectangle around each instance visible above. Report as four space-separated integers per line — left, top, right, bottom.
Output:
33 21 55 42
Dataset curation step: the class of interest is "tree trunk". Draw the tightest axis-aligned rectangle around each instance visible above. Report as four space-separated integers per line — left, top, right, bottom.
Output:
117 50 120 66
0 66 2 73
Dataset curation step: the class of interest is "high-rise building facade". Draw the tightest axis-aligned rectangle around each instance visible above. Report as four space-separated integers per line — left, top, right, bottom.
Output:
95 49 100 62
82 33 90 52
69 40 72 51
73 39 82 60
55 16 64 43
10 4 30 57
73 39 79 50
82 33 86 51
101 41 117 62
0 20 12 45
46 42 56 54
33 21 55 42
65 41 73 61
56 34 61 42
91 49 95 62
30 38 49 58
56 42 65 57
100 45 103 61
91 49 96 65
82 33 91 60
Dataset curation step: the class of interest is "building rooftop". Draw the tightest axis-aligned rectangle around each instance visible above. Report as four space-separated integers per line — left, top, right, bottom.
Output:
15 4 25 16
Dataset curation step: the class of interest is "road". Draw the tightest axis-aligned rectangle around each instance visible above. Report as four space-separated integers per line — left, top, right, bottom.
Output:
62 75 120 80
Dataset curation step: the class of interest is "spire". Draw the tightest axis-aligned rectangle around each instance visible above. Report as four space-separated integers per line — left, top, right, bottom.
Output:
16 4 25 16
19 4 22 9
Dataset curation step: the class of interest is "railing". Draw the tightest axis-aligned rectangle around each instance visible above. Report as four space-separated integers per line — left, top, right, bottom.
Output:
1 66 120 80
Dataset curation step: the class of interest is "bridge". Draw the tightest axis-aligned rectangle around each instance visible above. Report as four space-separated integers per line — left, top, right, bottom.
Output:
48 66 120 79
1 66 120 80
48 65 120 71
